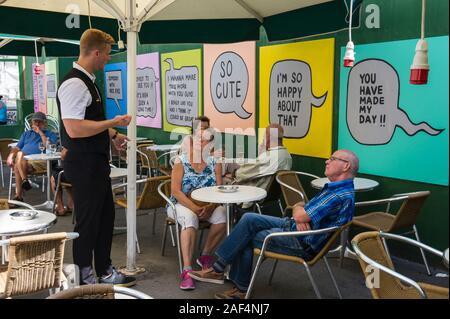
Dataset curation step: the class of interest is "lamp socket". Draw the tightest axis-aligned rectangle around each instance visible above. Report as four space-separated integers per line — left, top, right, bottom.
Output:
343 41 355 68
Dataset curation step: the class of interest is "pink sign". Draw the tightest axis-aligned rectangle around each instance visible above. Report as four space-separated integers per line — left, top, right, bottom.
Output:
136 53 162 128
32 63 47 113
204 41 256 136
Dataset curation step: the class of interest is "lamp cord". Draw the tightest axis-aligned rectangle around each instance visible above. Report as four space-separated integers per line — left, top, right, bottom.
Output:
421 0 426 39
87 0 92 28
349 0 353 42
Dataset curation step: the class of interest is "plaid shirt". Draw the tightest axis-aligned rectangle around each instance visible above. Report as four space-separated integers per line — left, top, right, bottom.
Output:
292 178 355 253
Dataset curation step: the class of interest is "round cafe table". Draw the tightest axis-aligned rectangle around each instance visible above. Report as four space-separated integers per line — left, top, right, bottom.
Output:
0 208 57 264
311 177 379 192
0 209 57 236
191 185 267 235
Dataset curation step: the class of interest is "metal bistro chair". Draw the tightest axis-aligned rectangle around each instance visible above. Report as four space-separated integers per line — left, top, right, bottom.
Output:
114 175 171 239
0 232 79 299
47 283 152 299
157 150 179 177
0 138 17 188
276 171 320 217
246 222 352 299
157 180 210 274
137 143 158 178
352 231 449 299
232 172 284 216
353 191 432 275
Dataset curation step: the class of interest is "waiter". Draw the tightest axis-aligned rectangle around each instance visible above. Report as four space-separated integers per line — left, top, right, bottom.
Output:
57 28 135 286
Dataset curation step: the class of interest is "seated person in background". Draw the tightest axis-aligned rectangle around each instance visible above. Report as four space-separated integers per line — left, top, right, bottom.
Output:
6 112 58 201
170 127 226 291
189 149 359 299
0 95 7 125
227 124 292 198
50 147 74 216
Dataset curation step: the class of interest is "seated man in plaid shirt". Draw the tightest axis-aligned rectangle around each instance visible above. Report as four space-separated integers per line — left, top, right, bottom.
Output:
189 149 358 299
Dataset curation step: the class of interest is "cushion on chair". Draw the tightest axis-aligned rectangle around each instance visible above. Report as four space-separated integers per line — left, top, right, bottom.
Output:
352 212 395 232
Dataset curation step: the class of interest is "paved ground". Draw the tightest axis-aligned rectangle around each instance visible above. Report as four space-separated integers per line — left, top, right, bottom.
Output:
1 169 448 299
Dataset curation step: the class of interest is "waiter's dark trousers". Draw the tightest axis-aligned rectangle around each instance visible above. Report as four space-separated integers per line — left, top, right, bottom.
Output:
63 152 114 278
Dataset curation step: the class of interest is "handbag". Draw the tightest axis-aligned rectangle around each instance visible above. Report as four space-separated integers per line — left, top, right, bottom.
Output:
187 191 209 207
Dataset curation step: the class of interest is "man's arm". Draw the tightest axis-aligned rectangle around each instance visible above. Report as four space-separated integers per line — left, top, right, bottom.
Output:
63 115 131 138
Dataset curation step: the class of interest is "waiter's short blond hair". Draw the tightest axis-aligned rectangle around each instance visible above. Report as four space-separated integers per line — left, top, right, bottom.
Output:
80 28 115 55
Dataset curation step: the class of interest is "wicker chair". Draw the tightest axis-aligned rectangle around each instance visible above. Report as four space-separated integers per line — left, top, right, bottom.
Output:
157 180 210 273
276 171 320 217
351 231 449 299
114 175 171 254
353 191 432 275
246 222 352 299
46 283 152 299
0 232 79 299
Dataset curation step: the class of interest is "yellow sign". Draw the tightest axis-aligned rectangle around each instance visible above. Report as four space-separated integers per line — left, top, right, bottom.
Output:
161 49 202 133
259 38 335 158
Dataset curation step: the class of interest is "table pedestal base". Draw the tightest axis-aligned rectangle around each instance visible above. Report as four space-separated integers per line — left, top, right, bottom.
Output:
33 200 55 211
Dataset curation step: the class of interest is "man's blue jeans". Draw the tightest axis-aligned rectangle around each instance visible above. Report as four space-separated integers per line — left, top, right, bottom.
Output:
215 213 314 291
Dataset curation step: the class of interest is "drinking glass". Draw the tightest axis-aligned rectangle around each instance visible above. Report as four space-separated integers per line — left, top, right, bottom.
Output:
50 144 57 154
38 142 45 154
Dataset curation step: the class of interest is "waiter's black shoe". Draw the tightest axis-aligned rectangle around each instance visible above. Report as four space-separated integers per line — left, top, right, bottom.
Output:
99 268 136 287
22 179 32 191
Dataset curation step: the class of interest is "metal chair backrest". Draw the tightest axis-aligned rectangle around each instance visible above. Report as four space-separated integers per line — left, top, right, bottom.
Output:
276 171 320 213
137 143 159 169
390 191 430 231
46 283 152 299
351 231 448 299
137 175 171 210
0 232 79 299
24 113 59 133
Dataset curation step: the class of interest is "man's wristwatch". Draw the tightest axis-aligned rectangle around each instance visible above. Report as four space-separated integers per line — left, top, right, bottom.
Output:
112 131 119 140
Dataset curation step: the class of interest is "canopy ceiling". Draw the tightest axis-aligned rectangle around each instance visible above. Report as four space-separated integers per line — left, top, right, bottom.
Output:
0 0 360 56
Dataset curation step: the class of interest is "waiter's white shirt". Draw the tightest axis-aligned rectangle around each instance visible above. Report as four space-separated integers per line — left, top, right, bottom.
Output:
58 62 97 120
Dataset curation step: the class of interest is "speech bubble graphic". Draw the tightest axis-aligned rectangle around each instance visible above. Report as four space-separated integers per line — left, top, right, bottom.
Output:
347 59 443 145
46 74 56 98
164 58 199 127
105 70 123 112
136 67 159 118
210 51 251 119
269 60 327 138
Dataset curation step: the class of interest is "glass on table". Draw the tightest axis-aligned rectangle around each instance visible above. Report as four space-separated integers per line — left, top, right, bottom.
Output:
50 144 57 154
38 142 45 154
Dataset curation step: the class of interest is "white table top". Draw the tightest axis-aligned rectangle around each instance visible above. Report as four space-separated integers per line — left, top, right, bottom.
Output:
191 185 267 205
24 152 61 161
110 167 128 179
147 144 181 152
311 177 379 192
0 209 57 236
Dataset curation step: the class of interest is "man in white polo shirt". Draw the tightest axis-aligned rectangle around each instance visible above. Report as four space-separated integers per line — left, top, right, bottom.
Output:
57 28 134 287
